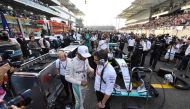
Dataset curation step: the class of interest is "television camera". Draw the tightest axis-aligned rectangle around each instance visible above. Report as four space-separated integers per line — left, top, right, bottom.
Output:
0 89 32 109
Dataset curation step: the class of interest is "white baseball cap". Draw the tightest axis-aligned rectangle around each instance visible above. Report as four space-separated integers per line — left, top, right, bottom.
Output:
78 45 91 58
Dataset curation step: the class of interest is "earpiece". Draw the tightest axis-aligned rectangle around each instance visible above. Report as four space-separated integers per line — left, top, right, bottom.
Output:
99 59 105 65
96 50 108 65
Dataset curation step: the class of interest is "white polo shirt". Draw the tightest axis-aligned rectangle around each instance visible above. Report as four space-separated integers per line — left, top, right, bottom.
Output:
55 58 71 76
141 40 151 51
94 63 117 95
128 38 135 47
73 33 81 41
175 44 182 53
38 38 50 48
90 35 97 41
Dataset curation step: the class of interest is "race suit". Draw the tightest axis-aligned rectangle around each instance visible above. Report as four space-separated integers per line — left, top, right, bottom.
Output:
65 56 93 109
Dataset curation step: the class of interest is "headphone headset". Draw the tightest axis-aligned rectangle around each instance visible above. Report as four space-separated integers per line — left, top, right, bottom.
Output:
100 59 105 65
96 50 108 65
96 50 109 85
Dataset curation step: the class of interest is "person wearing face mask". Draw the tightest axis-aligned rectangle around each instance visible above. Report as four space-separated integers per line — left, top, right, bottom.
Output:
65 45 94 109
93 50 117 109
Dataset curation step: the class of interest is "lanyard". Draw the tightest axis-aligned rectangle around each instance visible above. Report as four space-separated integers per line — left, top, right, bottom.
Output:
96 62 109 91
59 58 67 70
96 62 108 76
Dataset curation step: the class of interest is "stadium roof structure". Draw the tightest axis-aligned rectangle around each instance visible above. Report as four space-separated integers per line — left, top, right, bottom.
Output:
85 26 116 32
58 0 85 16
118 0 167 19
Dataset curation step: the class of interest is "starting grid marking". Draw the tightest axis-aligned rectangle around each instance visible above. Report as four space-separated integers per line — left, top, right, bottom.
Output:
132 83 174 89
151 84 174 89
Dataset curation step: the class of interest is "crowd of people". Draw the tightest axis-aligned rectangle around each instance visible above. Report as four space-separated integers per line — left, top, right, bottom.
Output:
0 30 122 109
52 31 190 109
0 0 57 20
125 32 190 72
1 29 190 109
127 11 190 30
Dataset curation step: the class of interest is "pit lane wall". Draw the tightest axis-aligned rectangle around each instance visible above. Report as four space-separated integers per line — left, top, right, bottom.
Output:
123 26 190 38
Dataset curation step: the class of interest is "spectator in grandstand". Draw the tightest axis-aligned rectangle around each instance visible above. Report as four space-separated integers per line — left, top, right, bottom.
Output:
126 11 190 29
28 35 41 58
16 33 30 59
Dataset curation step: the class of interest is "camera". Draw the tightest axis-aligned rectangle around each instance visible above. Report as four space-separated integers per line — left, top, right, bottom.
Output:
0 50 22 68
0 59 22 68
0 89 32 109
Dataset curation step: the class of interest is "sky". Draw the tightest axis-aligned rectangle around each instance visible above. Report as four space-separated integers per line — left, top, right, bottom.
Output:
70 0 134 28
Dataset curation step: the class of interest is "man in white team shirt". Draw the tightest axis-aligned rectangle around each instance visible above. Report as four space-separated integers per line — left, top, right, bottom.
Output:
55 51 73 100
73 32 82 42
93 50 117 109
127 36 135 57
65 45 94 109
97 33 109 52
178 39 190 70
140 38 151 66
90 33 98 51
38 34 50 54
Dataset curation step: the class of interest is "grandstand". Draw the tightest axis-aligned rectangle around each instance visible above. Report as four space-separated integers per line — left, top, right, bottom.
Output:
118 0 190 37
85 26 116 32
